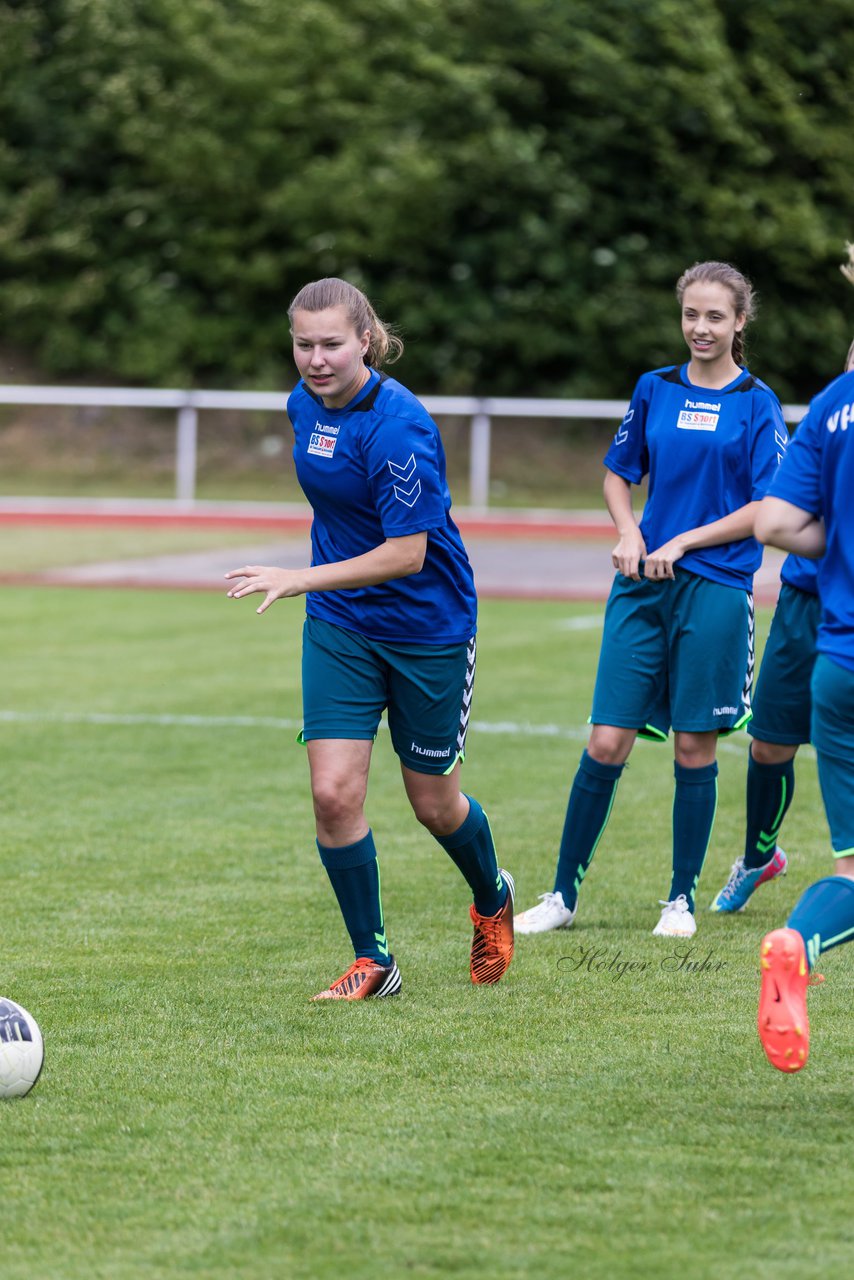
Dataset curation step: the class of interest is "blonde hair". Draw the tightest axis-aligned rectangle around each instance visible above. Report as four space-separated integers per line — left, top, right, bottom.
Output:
288 278 404 367
675 260 756 366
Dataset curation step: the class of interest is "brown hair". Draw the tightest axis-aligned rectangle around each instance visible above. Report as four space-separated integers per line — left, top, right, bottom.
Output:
846 337 854 374
288 278 404 367
675 261 756 367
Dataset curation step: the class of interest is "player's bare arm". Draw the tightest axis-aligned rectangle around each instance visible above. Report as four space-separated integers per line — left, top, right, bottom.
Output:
225 532 428 614
604 469 646 580
755 496 826 558
644 500 761 580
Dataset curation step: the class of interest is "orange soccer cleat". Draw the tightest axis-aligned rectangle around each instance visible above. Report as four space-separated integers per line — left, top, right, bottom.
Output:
311 956 402 1002
469 869 515 985
757 928 810 1073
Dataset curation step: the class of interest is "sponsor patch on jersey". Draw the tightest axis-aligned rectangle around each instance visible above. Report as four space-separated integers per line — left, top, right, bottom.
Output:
677 398 720 431
308 423 339 458
677 410 719 431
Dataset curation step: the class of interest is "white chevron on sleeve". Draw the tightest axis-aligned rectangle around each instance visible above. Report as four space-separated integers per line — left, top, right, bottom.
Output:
393 479 422 507
388 453 417 481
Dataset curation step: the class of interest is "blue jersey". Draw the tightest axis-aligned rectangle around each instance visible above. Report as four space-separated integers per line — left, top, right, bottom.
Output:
604 364 786 590
780 553 819 596
768 369 854 672
288 368 477 644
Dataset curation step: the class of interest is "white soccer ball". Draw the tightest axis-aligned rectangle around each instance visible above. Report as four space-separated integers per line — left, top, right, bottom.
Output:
0 997 44 1099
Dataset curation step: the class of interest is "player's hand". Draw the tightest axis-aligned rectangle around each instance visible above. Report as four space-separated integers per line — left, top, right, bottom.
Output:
225 565 307 614
611 529 647 580
643 538 685 580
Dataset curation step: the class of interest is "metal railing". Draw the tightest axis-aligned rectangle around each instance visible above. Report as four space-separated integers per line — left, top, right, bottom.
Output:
0 386 808 511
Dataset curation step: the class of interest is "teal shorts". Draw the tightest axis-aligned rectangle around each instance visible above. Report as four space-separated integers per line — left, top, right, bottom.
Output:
590 568 753 739
749 583 819 746
301 616 475 774
811 654 854 856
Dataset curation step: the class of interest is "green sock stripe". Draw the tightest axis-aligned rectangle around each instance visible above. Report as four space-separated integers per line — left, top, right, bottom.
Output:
756 777 789 855
770 776 788 832
574 779 619 894
374 860 389 958
482 811 503 892
817 922 854 951
703 777 720 867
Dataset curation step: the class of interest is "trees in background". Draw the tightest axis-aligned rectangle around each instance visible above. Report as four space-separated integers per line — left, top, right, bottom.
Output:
1 0 852 398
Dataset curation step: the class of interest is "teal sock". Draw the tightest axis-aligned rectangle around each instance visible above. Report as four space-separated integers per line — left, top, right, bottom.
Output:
435 795 505 916
744 754 795 870
553 751 624 911
787 876 854 970
316 831 391 964
669 761 718 911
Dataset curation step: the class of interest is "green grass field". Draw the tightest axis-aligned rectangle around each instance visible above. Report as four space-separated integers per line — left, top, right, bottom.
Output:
1 585 851 1280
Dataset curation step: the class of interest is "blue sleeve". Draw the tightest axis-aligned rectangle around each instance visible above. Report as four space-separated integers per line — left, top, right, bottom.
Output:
769 405 823 516
360 411 449 537
603 376 651 484
749 389 788 500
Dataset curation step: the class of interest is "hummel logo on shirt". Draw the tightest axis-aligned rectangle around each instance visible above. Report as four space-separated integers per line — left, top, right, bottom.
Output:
308 420 340 458
677 399 721 431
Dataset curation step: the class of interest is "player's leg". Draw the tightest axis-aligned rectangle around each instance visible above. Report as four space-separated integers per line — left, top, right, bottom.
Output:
516 575 664 934
402 766 507 916
301 618 401 1000
402 765 514 985
537 723 636 926
743 741 797 868
658 576 750 936
758 655 854 1070
388 634 513 985
711 584 818 912
651 730 718 938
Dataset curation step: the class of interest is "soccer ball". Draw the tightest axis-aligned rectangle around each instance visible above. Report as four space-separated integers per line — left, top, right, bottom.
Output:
0 997 44 1099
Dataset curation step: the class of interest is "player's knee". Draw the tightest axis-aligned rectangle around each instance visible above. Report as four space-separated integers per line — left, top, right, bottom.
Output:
310 775 364 829
750 738 797 766
410 794 457 835
587 727 634 767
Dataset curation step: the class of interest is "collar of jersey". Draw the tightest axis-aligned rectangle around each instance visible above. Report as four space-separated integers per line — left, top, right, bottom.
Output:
301 367 383 411
678 363 750 394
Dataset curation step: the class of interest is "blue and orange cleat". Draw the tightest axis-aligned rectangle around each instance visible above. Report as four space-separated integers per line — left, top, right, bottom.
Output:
757 928 809 1073
709 847 788 913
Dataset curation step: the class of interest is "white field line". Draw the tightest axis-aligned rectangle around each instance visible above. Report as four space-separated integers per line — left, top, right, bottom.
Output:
554 615 604 631
0 707 811 758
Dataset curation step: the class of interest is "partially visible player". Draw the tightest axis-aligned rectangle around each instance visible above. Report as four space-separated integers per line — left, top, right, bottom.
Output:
226 278 514 1000
754 359 854 1072
709 338 854 913
515 261 786 940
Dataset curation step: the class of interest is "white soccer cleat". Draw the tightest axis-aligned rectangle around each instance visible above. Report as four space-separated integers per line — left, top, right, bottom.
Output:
514 890 576 934
652 894 697 938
